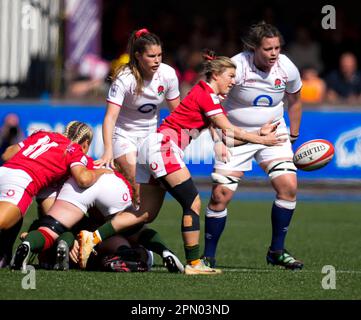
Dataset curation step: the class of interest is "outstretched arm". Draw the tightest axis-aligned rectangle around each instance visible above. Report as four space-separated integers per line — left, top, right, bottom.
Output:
210 113 286 146
209 125 230 162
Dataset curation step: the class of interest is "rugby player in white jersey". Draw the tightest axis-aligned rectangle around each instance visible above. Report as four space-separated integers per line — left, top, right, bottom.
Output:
96 28 180 206
203 22 304 270
77 51 286 275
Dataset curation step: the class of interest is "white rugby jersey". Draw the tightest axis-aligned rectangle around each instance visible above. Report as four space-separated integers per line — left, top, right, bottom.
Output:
107 63 180 137
224 52 302 130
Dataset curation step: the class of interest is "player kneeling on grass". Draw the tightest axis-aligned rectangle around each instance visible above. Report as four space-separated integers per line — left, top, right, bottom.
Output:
76 50 286 275
12 164 183 273
0 121 111 269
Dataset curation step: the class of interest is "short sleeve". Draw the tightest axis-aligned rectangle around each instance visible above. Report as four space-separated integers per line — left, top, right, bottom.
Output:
106 76 129 107
165 70 180 100
231 54 245 85
198 91 225 118
67 145 88 168
282 55 303 94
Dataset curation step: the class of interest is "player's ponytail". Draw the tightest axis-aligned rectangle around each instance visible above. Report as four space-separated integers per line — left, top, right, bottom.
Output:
202 49 236 82
63 121 93 145
112 28 162 95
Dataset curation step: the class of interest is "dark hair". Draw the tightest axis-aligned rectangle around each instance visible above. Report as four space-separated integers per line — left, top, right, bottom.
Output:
242 21 284 52
201 49 236 82
112 28 162 95
63 121 93 145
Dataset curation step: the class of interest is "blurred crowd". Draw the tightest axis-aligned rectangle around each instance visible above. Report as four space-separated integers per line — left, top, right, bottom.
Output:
66 1 361 106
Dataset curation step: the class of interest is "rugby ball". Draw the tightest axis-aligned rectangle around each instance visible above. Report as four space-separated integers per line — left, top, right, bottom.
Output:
293 139 334 171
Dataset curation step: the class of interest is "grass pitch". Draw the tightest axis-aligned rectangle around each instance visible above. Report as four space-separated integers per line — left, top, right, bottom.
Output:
0 200 360 300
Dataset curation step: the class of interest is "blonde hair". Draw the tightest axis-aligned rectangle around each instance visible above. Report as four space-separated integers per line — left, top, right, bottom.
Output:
112 29 162 95
63 121 93 145
202 49 236 81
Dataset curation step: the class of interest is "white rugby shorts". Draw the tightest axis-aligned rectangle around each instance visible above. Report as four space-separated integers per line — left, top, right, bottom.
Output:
214 118 294 172
0 167 34 215
136 132 185 184
57 173 132 217
112 127 148 159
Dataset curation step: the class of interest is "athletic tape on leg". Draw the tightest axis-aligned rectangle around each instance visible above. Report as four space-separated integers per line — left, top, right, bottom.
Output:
266 161 297 180
211 172 241 191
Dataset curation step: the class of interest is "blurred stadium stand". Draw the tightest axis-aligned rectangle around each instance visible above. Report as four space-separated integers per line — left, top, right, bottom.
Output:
1 0 360 101
0 0 360 193
0 0 62 99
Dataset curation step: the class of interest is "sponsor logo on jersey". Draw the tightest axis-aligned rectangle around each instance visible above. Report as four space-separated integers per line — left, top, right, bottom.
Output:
253 94 273 106
157 85 165 96
110 84 119 97
150 162 158 171
138 103 157 114
210 93 220 104
6 189 15 197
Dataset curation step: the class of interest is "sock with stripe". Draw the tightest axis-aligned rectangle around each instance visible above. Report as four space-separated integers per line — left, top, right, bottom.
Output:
270 199 296 251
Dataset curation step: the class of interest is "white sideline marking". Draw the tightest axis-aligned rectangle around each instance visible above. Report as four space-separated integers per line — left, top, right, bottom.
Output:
224 268 361 274
152 266 361 274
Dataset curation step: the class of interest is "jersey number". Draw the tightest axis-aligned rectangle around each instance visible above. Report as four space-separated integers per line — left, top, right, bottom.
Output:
22 135 59 159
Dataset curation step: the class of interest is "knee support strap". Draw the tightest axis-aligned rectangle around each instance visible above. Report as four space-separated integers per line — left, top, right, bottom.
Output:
266 160 297 180
160 177 199 212
211 172 241 191
38 215 68 235
159 177 200 232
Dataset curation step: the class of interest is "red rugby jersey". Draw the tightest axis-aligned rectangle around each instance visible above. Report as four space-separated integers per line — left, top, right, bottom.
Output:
4 131 88 195
158 80 225 149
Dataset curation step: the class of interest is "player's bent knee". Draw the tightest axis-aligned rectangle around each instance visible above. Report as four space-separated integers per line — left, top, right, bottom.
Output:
162 177 199 213
211 172 241 192
266 160 297 180
210 187 233 207
37 215 68 235
192 195 202 214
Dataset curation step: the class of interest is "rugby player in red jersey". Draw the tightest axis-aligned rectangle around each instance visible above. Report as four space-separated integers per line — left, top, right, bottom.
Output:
0 121 111 268
77 50 286 274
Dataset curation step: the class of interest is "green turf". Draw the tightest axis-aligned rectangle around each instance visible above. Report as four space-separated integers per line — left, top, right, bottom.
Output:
1 200 360 300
